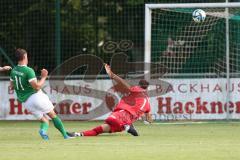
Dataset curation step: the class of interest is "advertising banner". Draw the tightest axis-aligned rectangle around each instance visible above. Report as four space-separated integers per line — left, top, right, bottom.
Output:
1 79 240 120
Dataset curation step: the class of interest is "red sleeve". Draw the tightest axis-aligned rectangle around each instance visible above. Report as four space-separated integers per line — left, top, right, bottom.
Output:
145 106 150 113
143 101 151 113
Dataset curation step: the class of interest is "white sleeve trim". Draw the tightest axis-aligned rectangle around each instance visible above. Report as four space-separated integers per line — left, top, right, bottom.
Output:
28 77 37 82
10 78 13 81
140 99 147 111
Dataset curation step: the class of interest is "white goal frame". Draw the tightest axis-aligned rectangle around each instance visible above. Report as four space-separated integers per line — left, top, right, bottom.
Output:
144 2 240 79
144 2 240 119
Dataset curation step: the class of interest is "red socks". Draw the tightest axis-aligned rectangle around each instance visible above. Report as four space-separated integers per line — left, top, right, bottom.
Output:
82 126 103 136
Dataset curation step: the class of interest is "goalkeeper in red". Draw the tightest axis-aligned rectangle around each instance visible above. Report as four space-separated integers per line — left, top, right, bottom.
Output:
68 64 152 137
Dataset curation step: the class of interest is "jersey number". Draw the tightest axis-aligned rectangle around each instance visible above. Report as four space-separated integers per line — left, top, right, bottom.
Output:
15 76 24 90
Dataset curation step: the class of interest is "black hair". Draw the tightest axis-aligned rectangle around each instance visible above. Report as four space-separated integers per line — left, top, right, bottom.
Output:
138 79 149 89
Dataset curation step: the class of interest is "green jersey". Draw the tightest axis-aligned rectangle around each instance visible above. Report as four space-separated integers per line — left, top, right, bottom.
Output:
10 65 37 102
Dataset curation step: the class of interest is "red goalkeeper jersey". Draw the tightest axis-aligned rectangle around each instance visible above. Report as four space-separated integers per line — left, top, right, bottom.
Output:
114 86 150 119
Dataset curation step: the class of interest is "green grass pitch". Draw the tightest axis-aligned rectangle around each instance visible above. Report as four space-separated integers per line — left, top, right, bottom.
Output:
0 121 240 160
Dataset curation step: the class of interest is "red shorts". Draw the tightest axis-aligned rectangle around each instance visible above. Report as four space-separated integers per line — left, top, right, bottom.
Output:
105 110 135 133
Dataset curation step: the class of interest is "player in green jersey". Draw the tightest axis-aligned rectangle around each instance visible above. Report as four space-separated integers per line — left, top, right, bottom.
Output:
10 48 73 140
0 66 11 72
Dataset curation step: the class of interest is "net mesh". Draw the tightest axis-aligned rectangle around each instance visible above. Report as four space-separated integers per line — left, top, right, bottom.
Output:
151 7 240 78
0 0 235 77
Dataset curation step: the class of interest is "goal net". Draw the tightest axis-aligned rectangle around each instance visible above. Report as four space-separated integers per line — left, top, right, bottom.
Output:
145 3 240 121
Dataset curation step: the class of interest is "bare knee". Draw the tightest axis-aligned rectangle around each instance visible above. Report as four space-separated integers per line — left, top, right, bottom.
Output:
47 110 57 119
40 116 49 124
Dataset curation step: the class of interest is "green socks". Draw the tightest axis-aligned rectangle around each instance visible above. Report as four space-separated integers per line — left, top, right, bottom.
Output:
40 116 68 138
52 116 68 138
40 122 49 132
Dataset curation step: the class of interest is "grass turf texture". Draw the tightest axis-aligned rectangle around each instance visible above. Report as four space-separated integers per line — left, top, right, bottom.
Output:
0 121 240 160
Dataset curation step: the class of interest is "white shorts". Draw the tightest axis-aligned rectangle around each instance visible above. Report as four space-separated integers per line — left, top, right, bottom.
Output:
23 90 54 119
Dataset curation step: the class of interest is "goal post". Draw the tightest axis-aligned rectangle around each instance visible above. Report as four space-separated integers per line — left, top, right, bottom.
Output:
145 2 240 121
145 2 240 77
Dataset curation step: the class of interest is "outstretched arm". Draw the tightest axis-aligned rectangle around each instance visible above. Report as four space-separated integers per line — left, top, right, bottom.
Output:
0 66 12 72
104 64 131 92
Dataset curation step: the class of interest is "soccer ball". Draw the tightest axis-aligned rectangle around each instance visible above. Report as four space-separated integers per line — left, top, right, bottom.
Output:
192 9 206 23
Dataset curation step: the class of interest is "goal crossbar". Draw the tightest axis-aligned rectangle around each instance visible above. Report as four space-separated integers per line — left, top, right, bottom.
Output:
144 2 240 120
144 2 240 79
146 2 240 9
